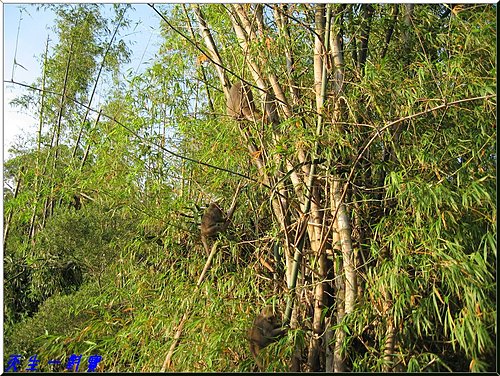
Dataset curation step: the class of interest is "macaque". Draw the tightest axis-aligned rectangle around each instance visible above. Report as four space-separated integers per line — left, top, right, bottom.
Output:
227 81 263 122
200 203 228 254
68 194 81 210
248 305 287 370
200 183 242 255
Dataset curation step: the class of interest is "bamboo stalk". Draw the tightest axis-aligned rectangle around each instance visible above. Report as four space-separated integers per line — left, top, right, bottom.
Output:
28 37 49 243
4 167 24 249
161 240 219 371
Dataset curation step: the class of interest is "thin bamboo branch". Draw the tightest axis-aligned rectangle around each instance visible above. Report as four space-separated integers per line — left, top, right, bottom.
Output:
80 110 102 170
72 8 127 159
161 239 220 371
28 37 49 243
4 167 24 249
42 40 74 220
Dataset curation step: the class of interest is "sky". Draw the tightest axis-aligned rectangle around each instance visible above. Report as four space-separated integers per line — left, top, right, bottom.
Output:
2 3 163 160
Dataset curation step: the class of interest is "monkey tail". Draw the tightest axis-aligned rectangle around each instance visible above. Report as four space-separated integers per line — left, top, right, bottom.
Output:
249 342 264 371
201 235 210 256
253 356 264 371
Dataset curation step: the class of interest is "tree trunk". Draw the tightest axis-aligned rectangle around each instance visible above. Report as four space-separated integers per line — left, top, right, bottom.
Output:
4 167 24 249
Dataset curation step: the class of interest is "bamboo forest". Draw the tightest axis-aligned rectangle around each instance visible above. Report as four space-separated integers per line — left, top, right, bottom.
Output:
3 3 496 372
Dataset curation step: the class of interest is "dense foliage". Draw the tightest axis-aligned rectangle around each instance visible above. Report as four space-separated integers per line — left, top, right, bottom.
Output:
4 4 496 372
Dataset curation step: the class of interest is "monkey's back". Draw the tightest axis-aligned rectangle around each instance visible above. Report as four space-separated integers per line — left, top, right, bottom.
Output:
201 203 225 237
227 81 261 121
247 310 284 371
